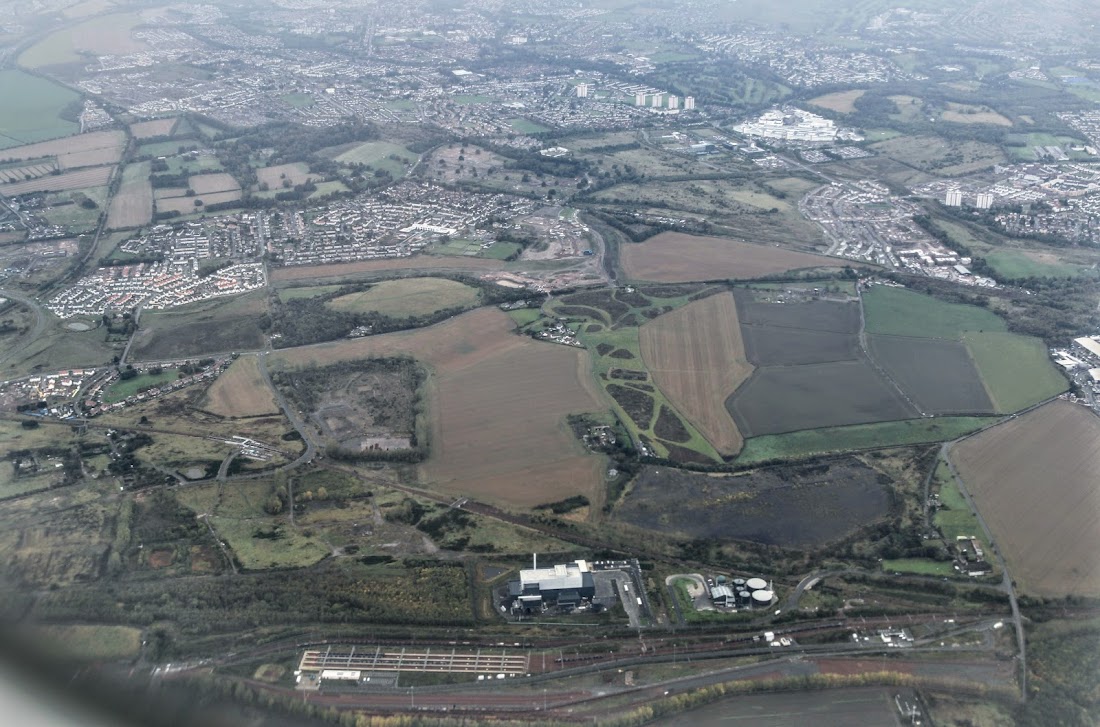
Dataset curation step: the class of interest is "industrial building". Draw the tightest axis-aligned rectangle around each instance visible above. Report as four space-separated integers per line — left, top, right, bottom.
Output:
507 558 595 613
706 575 775 609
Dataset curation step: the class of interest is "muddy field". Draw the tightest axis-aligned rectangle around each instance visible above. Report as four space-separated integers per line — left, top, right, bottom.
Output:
742 327 860 366
201 355 280 418
615 457 892 547
734 293 861 333
728 360 916 436
620 232 841 283
951 400 1100 597
868 335 993 415
639 291 751 455
273 308 605 508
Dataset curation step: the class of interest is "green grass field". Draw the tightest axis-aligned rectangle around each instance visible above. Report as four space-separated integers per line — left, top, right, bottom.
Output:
863 286 1006 339
0 70 80 148
139 139 196 157
39 186 110 232
276 284 343 302
327 278 480 317
736 417 999 464
984 250 1092 280
209 516 329 570
281 92 314 108
882 558 955 576
934 471 992 559
963 332 1068 412
33 624 142 661
508 118 550 134
332 141 418 177
103 368 180 404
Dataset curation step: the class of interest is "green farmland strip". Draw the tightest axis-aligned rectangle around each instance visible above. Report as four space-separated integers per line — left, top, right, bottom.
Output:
736 416 999 464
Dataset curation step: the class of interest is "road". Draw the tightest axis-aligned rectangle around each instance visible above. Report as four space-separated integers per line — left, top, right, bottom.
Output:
942 442 1027 700
254 351 317 470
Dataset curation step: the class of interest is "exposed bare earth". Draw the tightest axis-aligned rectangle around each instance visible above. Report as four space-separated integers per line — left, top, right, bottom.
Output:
621 232 841 282
273 308 604 508
129 118 178 140
639 292 751 455
951 400 1100 597
271 256 505 282
201 355 280 418
0 165 113 195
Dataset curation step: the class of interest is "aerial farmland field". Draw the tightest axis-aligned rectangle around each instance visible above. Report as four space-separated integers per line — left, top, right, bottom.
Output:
0 130 125 166
728 359 916 436
951 400 1100 597
129 118 179 139
0 165 113 196
273 308 606 508
200 355 280 418
867 335 994 414
807 89 866 113
863 285 1066 412
620 232 841 282
638 291 751 455
106 161 153 230
863 286 1005 339
327 278 481 318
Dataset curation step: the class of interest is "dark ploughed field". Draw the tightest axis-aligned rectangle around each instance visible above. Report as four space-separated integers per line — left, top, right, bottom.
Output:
868 334 994 415
727 360 916 436
742 326 861 366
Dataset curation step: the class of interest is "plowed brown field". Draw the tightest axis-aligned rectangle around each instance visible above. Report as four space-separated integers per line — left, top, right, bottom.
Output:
639 292 751 454
951 400 1100 597
621 232 843 282
273 308 604 508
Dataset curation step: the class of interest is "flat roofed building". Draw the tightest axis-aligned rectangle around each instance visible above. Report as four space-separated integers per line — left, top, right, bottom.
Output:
508 559 595 611
1075 336 1100 358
